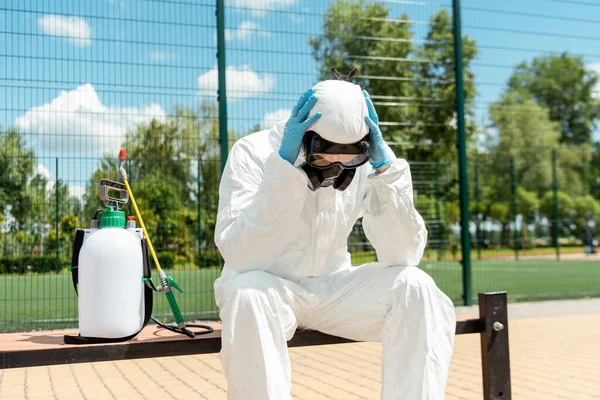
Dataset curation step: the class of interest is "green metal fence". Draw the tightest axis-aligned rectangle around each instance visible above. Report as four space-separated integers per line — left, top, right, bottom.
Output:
2 0 600 332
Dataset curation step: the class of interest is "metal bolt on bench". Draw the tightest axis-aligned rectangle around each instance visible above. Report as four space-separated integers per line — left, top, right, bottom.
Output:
1 291 511 399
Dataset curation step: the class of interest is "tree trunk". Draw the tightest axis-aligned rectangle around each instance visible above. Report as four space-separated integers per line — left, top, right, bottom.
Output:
521 216 527 251
39 219 45 255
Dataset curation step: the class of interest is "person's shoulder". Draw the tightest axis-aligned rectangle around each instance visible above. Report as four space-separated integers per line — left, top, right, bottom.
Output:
233 129 272 151
229 129 275 169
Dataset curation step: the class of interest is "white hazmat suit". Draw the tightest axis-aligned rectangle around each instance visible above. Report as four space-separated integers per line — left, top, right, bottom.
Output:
214 80 456 399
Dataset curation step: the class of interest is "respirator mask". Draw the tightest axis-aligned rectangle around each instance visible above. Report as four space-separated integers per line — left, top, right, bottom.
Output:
300 130 370 191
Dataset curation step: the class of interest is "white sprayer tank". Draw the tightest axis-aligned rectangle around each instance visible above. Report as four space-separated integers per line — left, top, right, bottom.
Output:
78 206 144 338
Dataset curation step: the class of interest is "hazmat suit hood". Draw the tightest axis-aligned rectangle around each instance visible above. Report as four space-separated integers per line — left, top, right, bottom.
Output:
307 80 369 144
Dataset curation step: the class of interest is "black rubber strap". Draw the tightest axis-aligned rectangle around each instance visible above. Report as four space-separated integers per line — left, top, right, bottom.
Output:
69 229 86 295
64 238 154 344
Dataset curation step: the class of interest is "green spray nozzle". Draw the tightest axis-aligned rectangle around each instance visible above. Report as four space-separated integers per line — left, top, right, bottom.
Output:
165 291 184 327
157 270 184 328
166 276 183 293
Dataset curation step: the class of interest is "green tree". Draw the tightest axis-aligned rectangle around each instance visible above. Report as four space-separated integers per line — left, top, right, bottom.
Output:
516 187 539 249
507 53 600 145
412 10 478 162
27 174 50 255
476 93 557 246
60 214 80 257
484 86 598 248
84 104 221 266
310 1 478 163
0 128 37 226
554 145 592 198
573 195 600 240
574 195 600 221
489 92 562 198
540 190 576 244
25 178 71 256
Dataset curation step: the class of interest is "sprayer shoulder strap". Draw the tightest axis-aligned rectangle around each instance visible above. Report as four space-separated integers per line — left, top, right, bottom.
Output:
69 229 86 295
64 237 154 345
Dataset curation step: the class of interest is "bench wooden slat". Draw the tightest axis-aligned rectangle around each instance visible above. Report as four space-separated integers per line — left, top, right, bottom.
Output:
0 317 481 369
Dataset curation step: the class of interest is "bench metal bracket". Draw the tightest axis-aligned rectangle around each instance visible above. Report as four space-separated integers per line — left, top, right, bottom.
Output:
479 292 512 400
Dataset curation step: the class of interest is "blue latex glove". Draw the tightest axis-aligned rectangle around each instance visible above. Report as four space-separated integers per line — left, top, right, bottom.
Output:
363 90 392 170
279 88 322 165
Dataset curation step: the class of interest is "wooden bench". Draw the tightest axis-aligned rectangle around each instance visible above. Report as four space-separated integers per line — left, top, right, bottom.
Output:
0 292 511 399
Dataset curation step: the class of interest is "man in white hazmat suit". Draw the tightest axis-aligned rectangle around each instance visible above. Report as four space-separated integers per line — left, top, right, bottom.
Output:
214 79 456 399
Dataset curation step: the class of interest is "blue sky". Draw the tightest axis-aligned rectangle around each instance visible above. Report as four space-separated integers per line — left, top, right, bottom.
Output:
1 0 599 196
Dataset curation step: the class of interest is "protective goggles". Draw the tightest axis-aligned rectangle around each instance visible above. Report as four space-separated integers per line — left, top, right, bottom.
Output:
303 131 370 169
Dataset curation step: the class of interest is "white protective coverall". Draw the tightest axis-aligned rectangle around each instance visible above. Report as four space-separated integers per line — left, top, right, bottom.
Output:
214 80 456 399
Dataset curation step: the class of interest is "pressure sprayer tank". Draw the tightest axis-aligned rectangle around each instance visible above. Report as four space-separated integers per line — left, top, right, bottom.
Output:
78 206 144 338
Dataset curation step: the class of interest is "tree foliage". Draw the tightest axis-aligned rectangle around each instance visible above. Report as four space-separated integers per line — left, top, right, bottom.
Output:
0 128 37 226
310 1 478 162
84 104 221 263
507 53 600 145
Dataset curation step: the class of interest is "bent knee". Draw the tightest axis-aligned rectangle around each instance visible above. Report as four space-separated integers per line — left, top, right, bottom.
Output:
216 270 282 310
225 270 279 292
216 271 298 338
390 267 452 308
393 266 436 290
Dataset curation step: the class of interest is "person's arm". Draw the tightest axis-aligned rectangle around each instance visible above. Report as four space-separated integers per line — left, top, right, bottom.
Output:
361 149 428 267
360 90 427 267
214 140 309 273
215 88 321 273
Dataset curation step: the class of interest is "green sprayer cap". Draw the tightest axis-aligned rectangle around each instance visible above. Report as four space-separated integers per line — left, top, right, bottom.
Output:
100 206 126 228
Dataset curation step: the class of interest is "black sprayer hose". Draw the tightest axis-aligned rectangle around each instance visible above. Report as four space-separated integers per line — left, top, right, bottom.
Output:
151 317 214 339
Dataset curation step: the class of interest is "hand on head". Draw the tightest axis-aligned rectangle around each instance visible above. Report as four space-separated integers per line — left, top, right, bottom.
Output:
362 90 392 171
279 88 322 165
279 86 391 173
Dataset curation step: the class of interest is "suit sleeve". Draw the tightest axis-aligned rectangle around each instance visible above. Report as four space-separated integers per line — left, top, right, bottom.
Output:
214 140 308 273
361 149 428 267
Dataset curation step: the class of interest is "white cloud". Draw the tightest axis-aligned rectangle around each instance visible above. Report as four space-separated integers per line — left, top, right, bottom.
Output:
33 164 86 198
229 0 298 16
149 51 177 61
289 14 304 23
38 15 92 47
108 0 127 8
32 164 55 193
36 164 51 180
228 21 270 41
588 64 600 99
69 185 86 198
15 84 165 157
261 108 290 129
215 21 269 43
197 65 275 99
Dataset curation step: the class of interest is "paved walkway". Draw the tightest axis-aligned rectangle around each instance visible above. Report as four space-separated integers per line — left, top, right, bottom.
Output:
1 300 599 399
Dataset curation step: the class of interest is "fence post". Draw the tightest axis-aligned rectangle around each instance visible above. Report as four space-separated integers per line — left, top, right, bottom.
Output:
434 164 442 261
551 149 560 261
216 0 228 173
197 157 202 268
452 0 472 306
510 158 518 261
55 157 59 272
475 162 481 260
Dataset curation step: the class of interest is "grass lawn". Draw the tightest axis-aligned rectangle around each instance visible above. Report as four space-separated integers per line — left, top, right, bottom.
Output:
351 246 589 263
0 268 222 333
2 259 599 333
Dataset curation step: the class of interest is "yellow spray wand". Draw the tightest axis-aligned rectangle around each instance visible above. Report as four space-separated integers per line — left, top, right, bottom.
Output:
117 149 185 329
